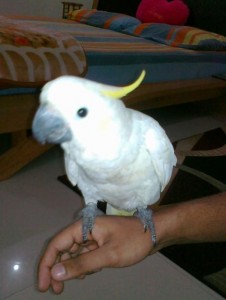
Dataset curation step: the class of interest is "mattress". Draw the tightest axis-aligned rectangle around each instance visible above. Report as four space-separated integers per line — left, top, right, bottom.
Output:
1 15 226 94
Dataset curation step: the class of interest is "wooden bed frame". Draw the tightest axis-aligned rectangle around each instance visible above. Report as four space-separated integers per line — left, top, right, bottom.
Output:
0 0 226 181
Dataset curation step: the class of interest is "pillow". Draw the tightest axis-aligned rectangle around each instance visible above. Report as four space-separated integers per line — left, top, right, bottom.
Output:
0 17 87 87
136 0 189 25
123 23 226 50
67 9 141 31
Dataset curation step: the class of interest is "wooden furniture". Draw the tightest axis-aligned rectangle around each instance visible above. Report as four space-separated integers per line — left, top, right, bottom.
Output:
62 2 83 18
0 93 52 181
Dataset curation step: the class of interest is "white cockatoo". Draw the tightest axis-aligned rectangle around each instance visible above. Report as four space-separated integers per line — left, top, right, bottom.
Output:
32 71 177 245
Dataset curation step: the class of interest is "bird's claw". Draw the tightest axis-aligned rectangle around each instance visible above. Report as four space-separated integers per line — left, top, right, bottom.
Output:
134 207 157 247
80 203 103 241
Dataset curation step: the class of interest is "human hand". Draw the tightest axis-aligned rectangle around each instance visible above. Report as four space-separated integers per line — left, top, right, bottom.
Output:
38 215 155 294
38 192 226 294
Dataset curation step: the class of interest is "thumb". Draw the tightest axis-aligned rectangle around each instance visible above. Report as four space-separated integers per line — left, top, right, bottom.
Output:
51 247 108 281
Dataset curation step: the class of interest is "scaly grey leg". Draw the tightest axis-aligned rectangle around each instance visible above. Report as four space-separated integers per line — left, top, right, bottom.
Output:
134 207 157 247
81 203 103 241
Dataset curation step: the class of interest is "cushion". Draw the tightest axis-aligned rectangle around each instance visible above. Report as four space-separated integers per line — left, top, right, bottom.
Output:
0 16 87 87
67 9 141 31
123 23 226 50
88 0 226 36
136 0 189 25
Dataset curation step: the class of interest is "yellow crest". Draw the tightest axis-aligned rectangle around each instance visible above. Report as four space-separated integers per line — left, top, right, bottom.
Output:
101 70 146 99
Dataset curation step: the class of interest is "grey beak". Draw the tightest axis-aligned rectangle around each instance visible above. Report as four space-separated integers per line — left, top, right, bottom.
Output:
32 104 72 145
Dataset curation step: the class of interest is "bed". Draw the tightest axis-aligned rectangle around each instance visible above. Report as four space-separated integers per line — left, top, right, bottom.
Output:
0 0 226 181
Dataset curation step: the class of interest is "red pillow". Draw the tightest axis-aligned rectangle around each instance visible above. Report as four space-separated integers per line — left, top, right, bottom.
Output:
136 0 189 25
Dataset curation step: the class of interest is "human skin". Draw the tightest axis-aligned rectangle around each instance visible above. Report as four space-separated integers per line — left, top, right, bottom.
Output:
38 192 226 294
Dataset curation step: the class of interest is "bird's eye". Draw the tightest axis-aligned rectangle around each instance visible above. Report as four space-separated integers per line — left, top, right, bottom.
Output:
77 108 88 118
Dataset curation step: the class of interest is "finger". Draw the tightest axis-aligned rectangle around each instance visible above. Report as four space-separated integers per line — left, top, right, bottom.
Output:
51 278 64 294
38 223 83 291
77 240 99 255
51 244 115 281
60 252 71 261
59 241 95 260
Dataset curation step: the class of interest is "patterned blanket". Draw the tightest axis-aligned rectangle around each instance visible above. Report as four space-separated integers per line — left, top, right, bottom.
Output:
1 14 226 87
0 16 87 87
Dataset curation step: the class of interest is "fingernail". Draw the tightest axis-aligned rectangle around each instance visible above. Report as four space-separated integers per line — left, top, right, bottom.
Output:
52 263 66 279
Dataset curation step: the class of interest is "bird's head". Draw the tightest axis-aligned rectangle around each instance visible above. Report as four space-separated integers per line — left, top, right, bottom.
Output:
32 71 145 148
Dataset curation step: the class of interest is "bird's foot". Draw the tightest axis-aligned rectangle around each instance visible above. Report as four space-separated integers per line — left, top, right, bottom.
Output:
134 207 157 247
80 203 104 242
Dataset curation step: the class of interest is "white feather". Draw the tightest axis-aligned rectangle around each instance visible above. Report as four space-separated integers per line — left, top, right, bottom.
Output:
40 75 177 211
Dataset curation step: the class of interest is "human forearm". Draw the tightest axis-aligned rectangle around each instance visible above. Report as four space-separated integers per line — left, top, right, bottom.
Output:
154 192 226 251
38 192 226 293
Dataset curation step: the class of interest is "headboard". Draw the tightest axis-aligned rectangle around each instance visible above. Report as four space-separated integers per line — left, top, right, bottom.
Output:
97 0 226 36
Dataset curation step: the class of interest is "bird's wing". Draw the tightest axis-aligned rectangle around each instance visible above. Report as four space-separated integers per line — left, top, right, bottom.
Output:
64 153 79 186
144 119 177 191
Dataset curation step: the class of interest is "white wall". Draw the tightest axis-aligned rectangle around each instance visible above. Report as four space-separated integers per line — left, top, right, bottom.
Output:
0 0 93 18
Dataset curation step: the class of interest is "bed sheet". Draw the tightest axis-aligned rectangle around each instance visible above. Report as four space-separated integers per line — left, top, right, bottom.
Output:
0 16 226 93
